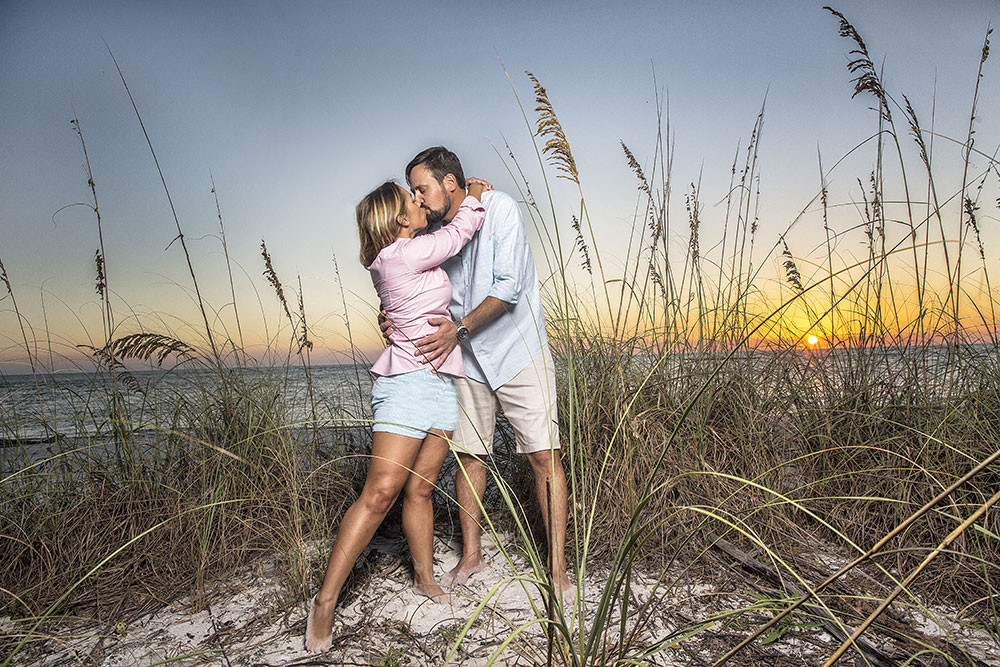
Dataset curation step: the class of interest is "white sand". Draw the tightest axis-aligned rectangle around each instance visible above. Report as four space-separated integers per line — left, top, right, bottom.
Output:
6 533 998 666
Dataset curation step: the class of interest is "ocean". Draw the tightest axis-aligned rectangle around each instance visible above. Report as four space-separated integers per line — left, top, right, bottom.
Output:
3 342 996 447
1 363 374 444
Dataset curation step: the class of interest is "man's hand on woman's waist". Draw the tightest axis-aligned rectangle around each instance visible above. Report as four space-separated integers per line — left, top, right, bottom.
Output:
415 317 458 366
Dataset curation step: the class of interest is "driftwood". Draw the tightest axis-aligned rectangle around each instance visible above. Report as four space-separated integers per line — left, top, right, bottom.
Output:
709 534 995 667
709 534 900 667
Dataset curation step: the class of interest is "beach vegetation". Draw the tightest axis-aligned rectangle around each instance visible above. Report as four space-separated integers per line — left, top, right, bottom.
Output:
2 7 999 665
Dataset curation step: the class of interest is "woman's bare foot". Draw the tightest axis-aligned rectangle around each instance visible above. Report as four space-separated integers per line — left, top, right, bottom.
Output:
304 594 336 653
412 581 452 604
440 554 486 587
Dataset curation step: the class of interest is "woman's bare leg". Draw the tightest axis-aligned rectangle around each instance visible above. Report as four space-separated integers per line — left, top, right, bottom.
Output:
305 431 422 652
402 429 451 600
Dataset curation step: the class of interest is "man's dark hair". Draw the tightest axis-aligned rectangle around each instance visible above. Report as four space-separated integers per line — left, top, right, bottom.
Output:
406 146 466 189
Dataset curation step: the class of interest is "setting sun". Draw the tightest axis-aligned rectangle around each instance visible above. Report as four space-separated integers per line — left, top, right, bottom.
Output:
807 334 819 346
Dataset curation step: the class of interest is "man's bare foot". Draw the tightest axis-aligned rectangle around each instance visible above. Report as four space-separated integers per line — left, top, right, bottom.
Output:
304 594 335 653
413 581 452 604
554 576 576 608
440 554 486 586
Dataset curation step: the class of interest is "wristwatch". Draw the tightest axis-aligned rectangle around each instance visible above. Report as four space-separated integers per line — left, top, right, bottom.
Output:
454 320 470 342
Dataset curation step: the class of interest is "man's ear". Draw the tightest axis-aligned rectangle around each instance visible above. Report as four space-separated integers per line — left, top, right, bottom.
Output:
442 173 458 192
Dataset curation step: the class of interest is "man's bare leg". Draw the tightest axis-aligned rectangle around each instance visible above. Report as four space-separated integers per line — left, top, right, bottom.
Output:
441 452 488 586
403 429 451 602
525 448 573 604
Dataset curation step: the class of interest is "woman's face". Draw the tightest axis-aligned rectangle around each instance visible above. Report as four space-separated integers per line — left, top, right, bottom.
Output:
399 185 427 234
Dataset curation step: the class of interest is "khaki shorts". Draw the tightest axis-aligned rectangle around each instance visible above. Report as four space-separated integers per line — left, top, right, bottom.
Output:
452 349 560 457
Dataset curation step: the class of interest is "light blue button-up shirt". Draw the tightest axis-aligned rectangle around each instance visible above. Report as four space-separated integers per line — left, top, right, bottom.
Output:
433 190 547 390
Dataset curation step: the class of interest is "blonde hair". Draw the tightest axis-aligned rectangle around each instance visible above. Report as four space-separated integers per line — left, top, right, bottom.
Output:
356 181 407 267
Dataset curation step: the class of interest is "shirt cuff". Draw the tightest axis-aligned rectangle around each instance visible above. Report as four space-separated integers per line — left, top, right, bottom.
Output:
488 281 520 305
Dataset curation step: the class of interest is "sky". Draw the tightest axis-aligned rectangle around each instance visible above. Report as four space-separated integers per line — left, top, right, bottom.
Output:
2 0 998 372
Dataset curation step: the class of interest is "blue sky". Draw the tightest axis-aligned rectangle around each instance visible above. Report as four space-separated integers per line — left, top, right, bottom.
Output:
2 1 998 371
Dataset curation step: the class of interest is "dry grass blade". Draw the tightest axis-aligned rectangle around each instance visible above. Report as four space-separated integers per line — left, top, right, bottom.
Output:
211 174 245 352
714 446 1000 665
105 43 222 365
822 486 1000 666
0 256 37 377
331 251 369 415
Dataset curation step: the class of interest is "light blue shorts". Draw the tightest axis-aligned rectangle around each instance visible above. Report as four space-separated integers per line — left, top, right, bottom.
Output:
370 369 458 439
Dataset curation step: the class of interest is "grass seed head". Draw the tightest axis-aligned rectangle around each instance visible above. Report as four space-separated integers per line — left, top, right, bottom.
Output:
527 71 580 184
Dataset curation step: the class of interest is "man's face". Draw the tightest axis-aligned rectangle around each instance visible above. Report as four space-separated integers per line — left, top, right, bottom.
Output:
409 164 452 226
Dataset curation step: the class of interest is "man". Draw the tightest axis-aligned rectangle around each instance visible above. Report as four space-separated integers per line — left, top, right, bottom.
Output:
403 146 572 602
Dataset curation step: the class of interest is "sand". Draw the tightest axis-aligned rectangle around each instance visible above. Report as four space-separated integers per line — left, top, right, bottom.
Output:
5 532 998 666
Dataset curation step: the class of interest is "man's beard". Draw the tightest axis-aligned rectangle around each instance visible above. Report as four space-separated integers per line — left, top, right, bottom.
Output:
424 193 451 226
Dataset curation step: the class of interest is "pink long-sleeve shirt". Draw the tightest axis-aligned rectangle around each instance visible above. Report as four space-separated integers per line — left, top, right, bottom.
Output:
368 196 485 378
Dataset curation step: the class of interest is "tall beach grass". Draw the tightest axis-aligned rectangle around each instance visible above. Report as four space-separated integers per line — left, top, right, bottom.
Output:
2 7 999 665
453 8 999 665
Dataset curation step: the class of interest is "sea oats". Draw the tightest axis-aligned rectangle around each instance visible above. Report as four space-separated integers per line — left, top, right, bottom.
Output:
964 196 986 261
102 332 194 366
526 71 579 184
685 184 701 264
902 94 931 173
1 256 13 295
825 6 891 121
261 240 292 323
94 250 106 298
621 141 651 196
78 343 144 395
780 237 803 293
571 214 592 274
297 275 313 353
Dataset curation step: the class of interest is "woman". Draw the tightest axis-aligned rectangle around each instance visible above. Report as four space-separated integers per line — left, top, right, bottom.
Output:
305 178 487 653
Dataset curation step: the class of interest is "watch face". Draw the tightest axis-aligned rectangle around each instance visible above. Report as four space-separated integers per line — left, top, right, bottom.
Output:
456 325 470 342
